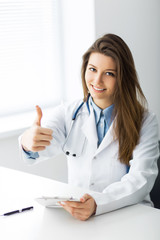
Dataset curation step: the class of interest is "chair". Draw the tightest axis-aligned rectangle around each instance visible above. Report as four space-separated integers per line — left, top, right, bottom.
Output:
150 142 160 209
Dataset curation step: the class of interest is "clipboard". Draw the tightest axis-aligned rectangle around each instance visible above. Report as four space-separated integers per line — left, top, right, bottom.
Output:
35 196 80 208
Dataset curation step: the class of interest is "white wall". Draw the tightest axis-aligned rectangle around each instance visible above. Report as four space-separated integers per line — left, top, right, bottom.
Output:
94 0 160 137
60 0 95 102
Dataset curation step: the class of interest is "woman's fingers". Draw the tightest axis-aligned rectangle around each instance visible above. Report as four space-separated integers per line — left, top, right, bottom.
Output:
32 127 53 140
31 146 46 152
59 194 97 221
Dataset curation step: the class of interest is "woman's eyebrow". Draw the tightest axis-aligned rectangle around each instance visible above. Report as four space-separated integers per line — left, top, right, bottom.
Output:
88 64 96 68
106 69 117 72
88 64 117 72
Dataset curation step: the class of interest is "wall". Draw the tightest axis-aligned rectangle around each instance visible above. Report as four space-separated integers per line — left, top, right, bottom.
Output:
94 0 160 137
60 0 95 102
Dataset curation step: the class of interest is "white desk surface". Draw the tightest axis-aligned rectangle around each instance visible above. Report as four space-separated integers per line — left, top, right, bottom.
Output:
0 166 160 240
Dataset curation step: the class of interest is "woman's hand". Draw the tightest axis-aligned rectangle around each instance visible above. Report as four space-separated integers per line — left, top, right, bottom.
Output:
21 105 53 152
59 194 97 221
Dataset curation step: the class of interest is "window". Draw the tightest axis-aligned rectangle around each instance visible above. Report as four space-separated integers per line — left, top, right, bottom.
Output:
0 0 95 137
0 0 62 117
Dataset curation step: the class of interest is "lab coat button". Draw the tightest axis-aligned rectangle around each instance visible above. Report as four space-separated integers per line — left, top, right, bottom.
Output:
66 151 70 155
72 154 76 157
90 183 94 186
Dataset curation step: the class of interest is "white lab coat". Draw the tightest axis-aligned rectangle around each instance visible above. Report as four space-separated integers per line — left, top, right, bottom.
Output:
20 98 159 215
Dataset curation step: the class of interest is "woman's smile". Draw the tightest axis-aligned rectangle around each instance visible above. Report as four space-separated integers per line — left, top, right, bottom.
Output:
92 85 106 92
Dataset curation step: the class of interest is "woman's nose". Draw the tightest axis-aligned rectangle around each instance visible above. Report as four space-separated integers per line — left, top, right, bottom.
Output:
93 73 103 85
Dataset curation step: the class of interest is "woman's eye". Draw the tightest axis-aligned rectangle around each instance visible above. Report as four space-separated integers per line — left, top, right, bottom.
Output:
89 67 96 72
106 72 115 77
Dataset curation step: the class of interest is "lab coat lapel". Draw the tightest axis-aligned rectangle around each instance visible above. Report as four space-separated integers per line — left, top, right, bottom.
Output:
81 108 98 149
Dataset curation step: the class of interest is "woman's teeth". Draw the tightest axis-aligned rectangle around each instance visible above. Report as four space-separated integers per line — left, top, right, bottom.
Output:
93 86 105 91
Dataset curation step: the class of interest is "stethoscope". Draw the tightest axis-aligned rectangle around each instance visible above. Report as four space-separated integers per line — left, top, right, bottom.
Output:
62 94 90 157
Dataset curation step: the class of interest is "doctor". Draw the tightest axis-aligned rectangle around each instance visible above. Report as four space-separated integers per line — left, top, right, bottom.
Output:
20 33 159 221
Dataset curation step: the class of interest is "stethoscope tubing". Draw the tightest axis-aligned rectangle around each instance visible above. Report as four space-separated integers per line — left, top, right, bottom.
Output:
72 94 90 121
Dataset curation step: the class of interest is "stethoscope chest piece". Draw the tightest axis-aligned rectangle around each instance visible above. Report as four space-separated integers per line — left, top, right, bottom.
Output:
65 151 76 157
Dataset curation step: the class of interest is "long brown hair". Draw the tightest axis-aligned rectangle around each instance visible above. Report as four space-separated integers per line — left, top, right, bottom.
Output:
81 33 147 165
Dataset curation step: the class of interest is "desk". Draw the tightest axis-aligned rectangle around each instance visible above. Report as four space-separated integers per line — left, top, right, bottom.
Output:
0 166 160 240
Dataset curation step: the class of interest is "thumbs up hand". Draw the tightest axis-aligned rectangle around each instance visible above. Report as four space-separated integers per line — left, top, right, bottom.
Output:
21 106 53 152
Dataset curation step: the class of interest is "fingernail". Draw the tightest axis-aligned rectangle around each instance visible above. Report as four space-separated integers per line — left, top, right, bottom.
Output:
60 201 66 205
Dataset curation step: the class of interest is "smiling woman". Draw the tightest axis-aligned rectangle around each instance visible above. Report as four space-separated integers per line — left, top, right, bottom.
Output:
20 33 159 221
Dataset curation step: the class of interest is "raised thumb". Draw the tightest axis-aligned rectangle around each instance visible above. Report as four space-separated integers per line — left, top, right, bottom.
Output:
34 105 43 126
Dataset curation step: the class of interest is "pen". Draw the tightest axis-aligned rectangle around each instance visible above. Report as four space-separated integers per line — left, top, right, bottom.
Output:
1 206 34 216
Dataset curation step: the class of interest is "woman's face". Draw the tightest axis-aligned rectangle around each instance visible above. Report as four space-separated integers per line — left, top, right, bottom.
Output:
85 52 117 109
